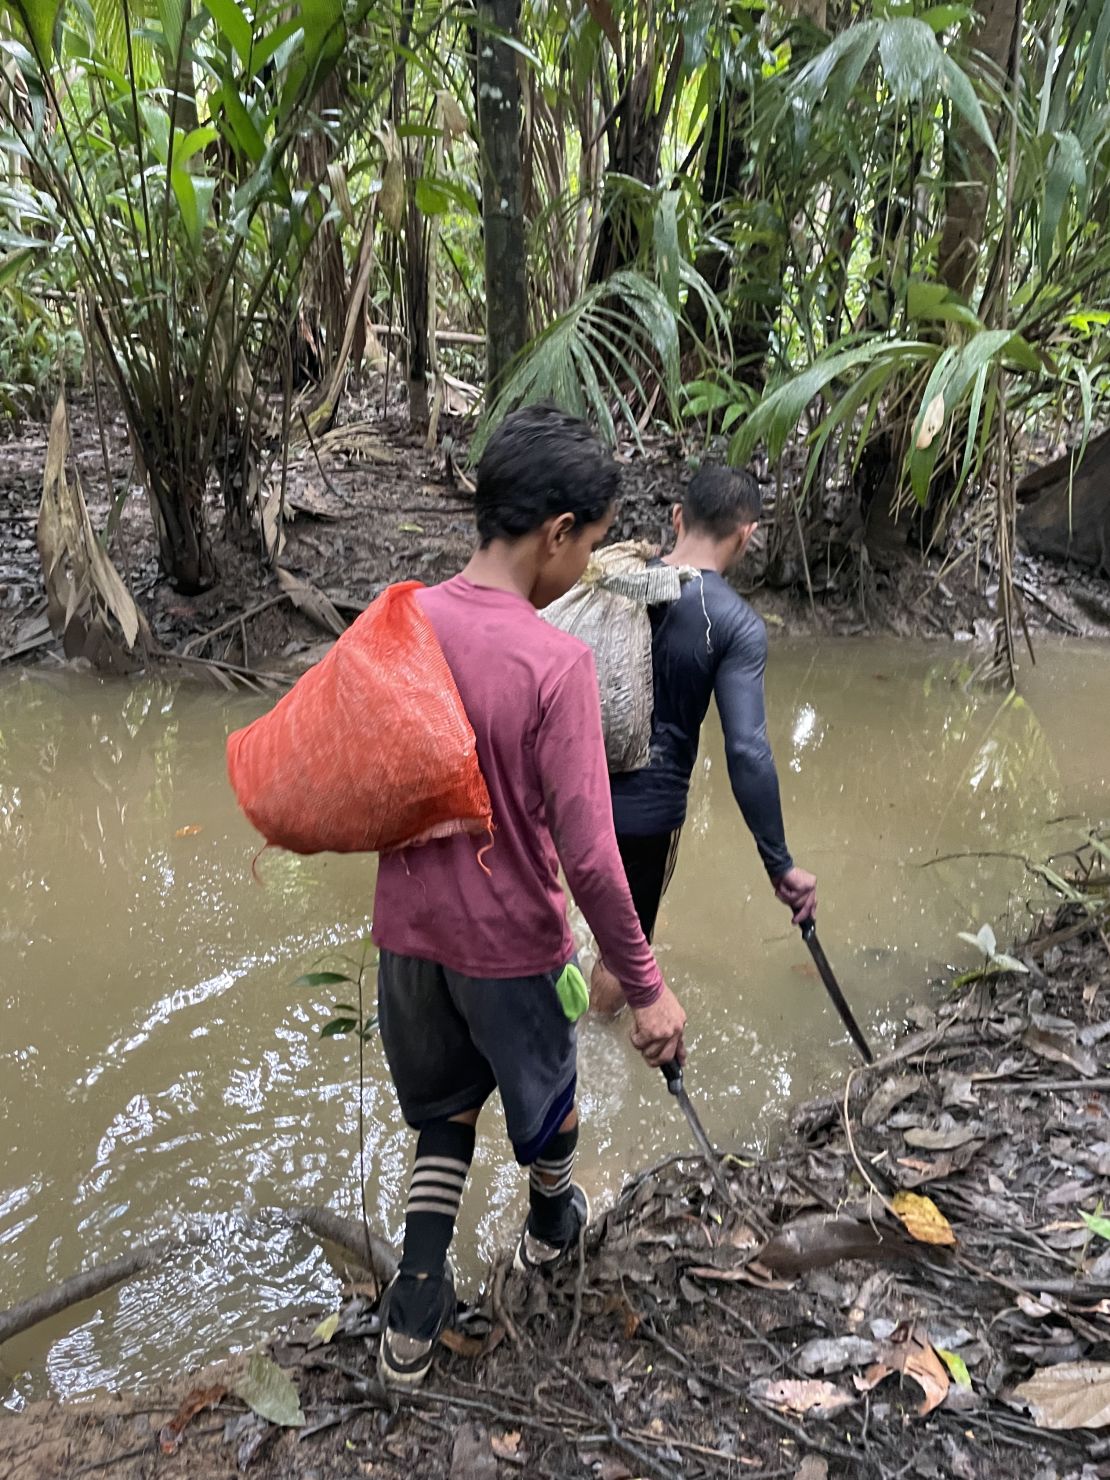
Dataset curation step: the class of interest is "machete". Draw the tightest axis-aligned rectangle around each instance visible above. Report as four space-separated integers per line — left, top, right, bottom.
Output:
800 917 875 1064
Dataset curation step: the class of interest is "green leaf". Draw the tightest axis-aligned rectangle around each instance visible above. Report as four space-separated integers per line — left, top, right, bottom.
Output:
9 0 63 62
293 971 352 988
0 248 35 288
175 124 218 165
1080 1209 1110 1243
312 1312 340 1343
958 924 996 959
939 53 997 159
217 81 266 164
231 1353 305 1427
877 18 940 100
918 4 972 31
414 176 477 218
937 1348 972 1388
205 0 253 60
320 1017 358 1037
653 189 681 312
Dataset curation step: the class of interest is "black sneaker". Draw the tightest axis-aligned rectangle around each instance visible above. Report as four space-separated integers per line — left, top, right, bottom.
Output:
377 1265 456 1388
513 1184 591 1274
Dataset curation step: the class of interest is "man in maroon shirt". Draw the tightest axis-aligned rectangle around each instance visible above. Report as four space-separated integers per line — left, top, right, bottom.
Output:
372 406 686 1386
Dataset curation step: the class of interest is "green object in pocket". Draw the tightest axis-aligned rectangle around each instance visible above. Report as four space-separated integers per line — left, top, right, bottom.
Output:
555 961 589 1023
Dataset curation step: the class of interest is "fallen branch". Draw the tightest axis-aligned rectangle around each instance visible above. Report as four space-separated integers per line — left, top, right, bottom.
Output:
0 1207 397 1349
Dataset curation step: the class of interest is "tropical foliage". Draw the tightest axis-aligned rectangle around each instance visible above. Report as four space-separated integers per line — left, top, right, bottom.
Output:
1 0 1106 651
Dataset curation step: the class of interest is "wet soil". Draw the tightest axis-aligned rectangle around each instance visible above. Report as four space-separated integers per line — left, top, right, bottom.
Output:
4 847 1109 1479
3 395 1110 678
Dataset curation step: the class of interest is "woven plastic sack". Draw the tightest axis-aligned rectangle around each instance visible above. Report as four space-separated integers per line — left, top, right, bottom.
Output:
226 581 492 855
542 542 692 773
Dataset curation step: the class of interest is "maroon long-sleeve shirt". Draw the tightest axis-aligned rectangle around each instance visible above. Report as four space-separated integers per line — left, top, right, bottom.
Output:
372 576 664 1008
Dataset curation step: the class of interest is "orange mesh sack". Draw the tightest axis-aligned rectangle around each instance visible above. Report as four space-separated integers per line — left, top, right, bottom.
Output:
226 581 492 854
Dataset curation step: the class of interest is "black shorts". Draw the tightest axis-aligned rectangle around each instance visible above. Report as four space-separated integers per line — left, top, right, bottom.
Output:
376 949 583 1164
616 829 681 942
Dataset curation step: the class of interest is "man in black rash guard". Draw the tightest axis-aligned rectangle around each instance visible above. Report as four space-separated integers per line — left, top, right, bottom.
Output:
590 465 818 1016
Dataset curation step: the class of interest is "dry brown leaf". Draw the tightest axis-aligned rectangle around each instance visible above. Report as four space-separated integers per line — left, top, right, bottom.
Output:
902 1125 977 1151
437 90 468 138
1022 1026 1098 1079
159 1384 226 1453
276 568 347 637
749 1378 854 1418
881 1323 950 1415
794 1459 829 1480
584 0 622 55
438 1324 506 1360
37 394 146 670
1011 1362 1110 1429
891 1191 957 1247
861 1075 921 1129
490 1431 522 1459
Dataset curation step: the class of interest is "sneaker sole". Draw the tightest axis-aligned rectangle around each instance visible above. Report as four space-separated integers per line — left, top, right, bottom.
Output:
376 1258 457 1389
512 1187 592 1274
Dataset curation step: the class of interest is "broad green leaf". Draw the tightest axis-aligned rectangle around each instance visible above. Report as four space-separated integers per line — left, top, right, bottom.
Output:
1039 131 1087 273
205 0 253 60
414 177 454 216
320 1017 358 1037
8 0 63 61
939 53 998 158
217 81 266 164
293 971 352 988
877 18 939 100
653 189 681 312
958 923 996 958
300 0 344 72
918 4 972 31
175 125 218 165
0 248 35 288
231 1353 305 1427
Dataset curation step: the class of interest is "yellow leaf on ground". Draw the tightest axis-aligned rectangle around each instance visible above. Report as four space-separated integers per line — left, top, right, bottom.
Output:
892 1191 957 1247
312 1312 340 1344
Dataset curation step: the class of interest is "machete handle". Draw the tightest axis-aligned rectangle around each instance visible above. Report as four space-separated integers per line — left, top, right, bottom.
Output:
799 916 816 942
661 1059 683 1095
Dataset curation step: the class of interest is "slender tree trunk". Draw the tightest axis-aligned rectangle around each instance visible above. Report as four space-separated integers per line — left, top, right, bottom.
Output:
477 0 528 394
937 0 1021 300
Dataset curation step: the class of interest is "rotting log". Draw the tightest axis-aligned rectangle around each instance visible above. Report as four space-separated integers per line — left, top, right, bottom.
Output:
1017 427 1110 577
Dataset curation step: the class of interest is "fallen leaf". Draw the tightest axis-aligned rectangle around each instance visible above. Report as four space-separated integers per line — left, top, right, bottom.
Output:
862 1076 921 1129
937 1348 972 1388
439 1324 505 1359
794 1460 828 1480
1022 1026 1098 1079
749 1378 854 1419
490 1430 522 1459
794 1336 878 1376
450 1420 496 1479
312 1312 340 1344
174 824 203 838
887 1324 950 1415
902 1126 977 1151
1081 1209 1110 1242
276 567 347 637
231 1353 305 1428
892 1191 957 1247
1011 1362 1110 1429
159 1384 226 1453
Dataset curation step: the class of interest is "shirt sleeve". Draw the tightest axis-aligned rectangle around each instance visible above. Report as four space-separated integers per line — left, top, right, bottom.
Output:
713 608 794 880
535 650 664 1008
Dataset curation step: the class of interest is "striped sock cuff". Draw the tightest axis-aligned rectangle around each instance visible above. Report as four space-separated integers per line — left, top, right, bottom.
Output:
529 1125 578 1200
407 1154 469 1218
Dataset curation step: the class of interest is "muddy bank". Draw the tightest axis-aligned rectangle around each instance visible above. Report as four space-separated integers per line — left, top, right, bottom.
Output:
3 395 1110 675
4 849 1109 1478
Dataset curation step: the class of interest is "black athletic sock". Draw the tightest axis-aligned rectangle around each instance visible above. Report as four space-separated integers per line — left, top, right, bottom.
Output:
527 1124 579 1245
391 1118 475 1338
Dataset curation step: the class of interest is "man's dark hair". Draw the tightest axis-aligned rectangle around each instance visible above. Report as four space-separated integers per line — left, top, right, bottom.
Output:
682 465 762 538
475 404 618 546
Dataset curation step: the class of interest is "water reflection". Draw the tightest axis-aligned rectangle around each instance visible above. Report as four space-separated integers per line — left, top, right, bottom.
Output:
1 639 1108 1403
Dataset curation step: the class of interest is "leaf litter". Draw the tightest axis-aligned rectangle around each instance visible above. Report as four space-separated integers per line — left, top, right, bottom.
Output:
2 878 1108 1477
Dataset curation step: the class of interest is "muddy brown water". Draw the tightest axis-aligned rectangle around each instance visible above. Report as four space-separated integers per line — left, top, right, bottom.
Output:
2 637 1108 1404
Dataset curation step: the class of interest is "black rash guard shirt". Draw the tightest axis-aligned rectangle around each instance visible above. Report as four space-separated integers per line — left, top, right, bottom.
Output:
609 568 793 880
